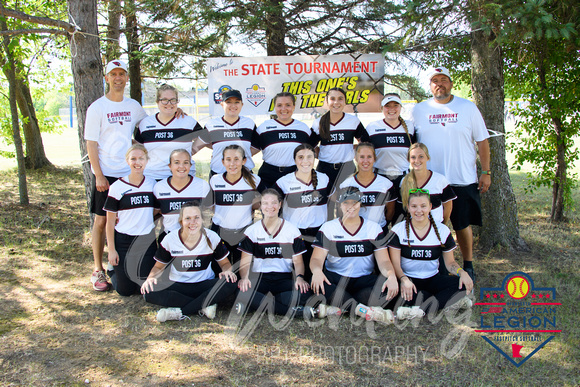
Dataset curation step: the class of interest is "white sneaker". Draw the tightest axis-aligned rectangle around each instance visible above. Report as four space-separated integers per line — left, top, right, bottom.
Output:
317 304 341 318
366 307 394 324
156 307 186 322
355 303 393 324
444 296 473 313
396 306 425 320
200 304 217 320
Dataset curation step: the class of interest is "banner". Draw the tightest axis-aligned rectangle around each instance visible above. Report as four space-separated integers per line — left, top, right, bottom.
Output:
207 54 384 116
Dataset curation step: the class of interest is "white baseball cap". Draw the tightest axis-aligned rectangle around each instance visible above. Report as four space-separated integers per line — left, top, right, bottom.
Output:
427 66 452 82
105 59 128 75
381 95 402 106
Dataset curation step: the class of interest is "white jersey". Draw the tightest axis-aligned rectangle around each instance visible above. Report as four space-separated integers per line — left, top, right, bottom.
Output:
84 96 147 177
153 176 211 233
210 172 261 230
312 113 365 163
313 218 387 278
399 171 456 223
255 119 315 167
412 96 489 185
361 119 415 175
199 116 257 173
275 171 332 229
155 228 229 283
239 220 306 274
135 114 203 180
103 176 156 236
340 174 395 228
388 220 456 279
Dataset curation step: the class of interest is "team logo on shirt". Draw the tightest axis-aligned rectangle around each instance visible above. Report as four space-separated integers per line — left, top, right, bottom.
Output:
475 271 561 368
213 85 233 104
428 113 458 125
107 111 132 125
246 84 266 107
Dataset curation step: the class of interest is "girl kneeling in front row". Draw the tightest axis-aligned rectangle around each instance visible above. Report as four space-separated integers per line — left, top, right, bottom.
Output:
388 189 473 320
141 201 237 322
310 187 399 322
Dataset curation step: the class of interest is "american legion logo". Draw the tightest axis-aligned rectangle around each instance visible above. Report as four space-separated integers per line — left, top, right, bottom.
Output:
474 271 561 367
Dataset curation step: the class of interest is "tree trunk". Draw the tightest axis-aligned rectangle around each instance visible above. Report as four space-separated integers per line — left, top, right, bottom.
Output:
550 116 566 222
470 27 526 251
125 0 142 103
15 71 53 169
67 0 103 223
0 54 53 169
105 0 121 62
1 17 28 205
265 0 286 56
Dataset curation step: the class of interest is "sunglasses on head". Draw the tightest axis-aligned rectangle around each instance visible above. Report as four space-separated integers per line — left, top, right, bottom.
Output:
409 188 429 194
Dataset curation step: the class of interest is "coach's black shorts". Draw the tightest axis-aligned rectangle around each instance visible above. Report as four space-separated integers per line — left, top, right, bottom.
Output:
449 183 482 230
90 175 118 216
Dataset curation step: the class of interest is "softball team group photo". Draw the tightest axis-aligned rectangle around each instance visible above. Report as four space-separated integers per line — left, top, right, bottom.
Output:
86 59 489 324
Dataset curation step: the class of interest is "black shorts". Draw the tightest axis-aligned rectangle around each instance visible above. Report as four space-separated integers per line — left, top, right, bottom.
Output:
449 183 482 230
90 175 118 216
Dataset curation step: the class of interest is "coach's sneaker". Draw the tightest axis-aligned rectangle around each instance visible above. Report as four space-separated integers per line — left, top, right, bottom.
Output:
199 304 217 320
317 304 341 318
91 270 111 291
444 296 473 313
396 306 425 320
157 307 187 322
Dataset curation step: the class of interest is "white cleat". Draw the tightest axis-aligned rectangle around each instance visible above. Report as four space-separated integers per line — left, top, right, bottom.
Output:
199 304 217 320
157 307 187 322
396 306 425 320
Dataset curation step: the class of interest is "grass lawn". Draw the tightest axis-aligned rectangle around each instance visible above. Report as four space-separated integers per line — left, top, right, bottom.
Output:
0 166 578 386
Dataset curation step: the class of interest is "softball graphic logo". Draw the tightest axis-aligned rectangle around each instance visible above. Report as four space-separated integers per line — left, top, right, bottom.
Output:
506 276 530 299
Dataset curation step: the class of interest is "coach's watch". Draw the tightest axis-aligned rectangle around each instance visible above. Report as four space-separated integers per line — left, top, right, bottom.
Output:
481 170 491 175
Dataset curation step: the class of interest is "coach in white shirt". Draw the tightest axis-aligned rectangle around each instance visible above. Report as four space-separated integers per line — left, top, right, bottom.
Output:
412 67 491 282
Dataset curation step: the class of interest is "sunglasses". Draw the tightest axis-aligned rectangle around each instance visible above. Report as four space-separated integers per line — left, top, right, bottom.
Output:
409 188 429 194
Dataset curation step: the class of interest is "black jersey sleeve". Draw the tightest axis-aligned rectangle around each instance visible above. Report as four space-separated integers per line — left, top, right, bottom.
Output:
103 195 119 213
154 243 173 265
213 240 230 261
442 232 456 252
238 236 254 255
292 236 307 255
251 128 261 150
312 229 329 250
359 128 370 143
372 230 388 250
387 232 402 249
354 122 366 140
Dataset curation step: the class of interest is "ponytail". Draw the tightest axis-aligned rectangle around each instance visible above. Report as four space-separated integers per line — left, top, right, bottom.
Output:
319 111 331 141
400 170 417 211
241 165 257 190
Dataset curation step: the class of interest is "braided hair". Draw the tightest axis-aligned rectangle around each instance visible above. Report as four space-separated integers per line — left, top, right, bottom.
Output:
222 144 257 190
179 201 212 249
400 143 431 210
318 87 347 141
293 143 318 190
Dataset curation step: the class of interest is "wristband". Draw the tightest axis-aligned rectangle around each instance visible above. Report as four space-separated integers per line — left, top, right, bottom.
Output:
296 274 304 279
481 170 491 175
456 268 463 276
399 275 408 281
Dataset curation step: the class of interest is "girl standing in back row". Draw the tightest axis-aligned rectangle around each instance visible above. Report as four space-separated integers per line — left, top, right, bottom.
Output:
362 93 415 225
312 87 365 216
255 92 316 191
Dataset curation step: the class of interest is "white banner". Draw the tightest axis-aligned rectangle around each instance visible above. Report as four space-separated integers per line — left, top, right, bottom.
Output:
207 54 384 116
